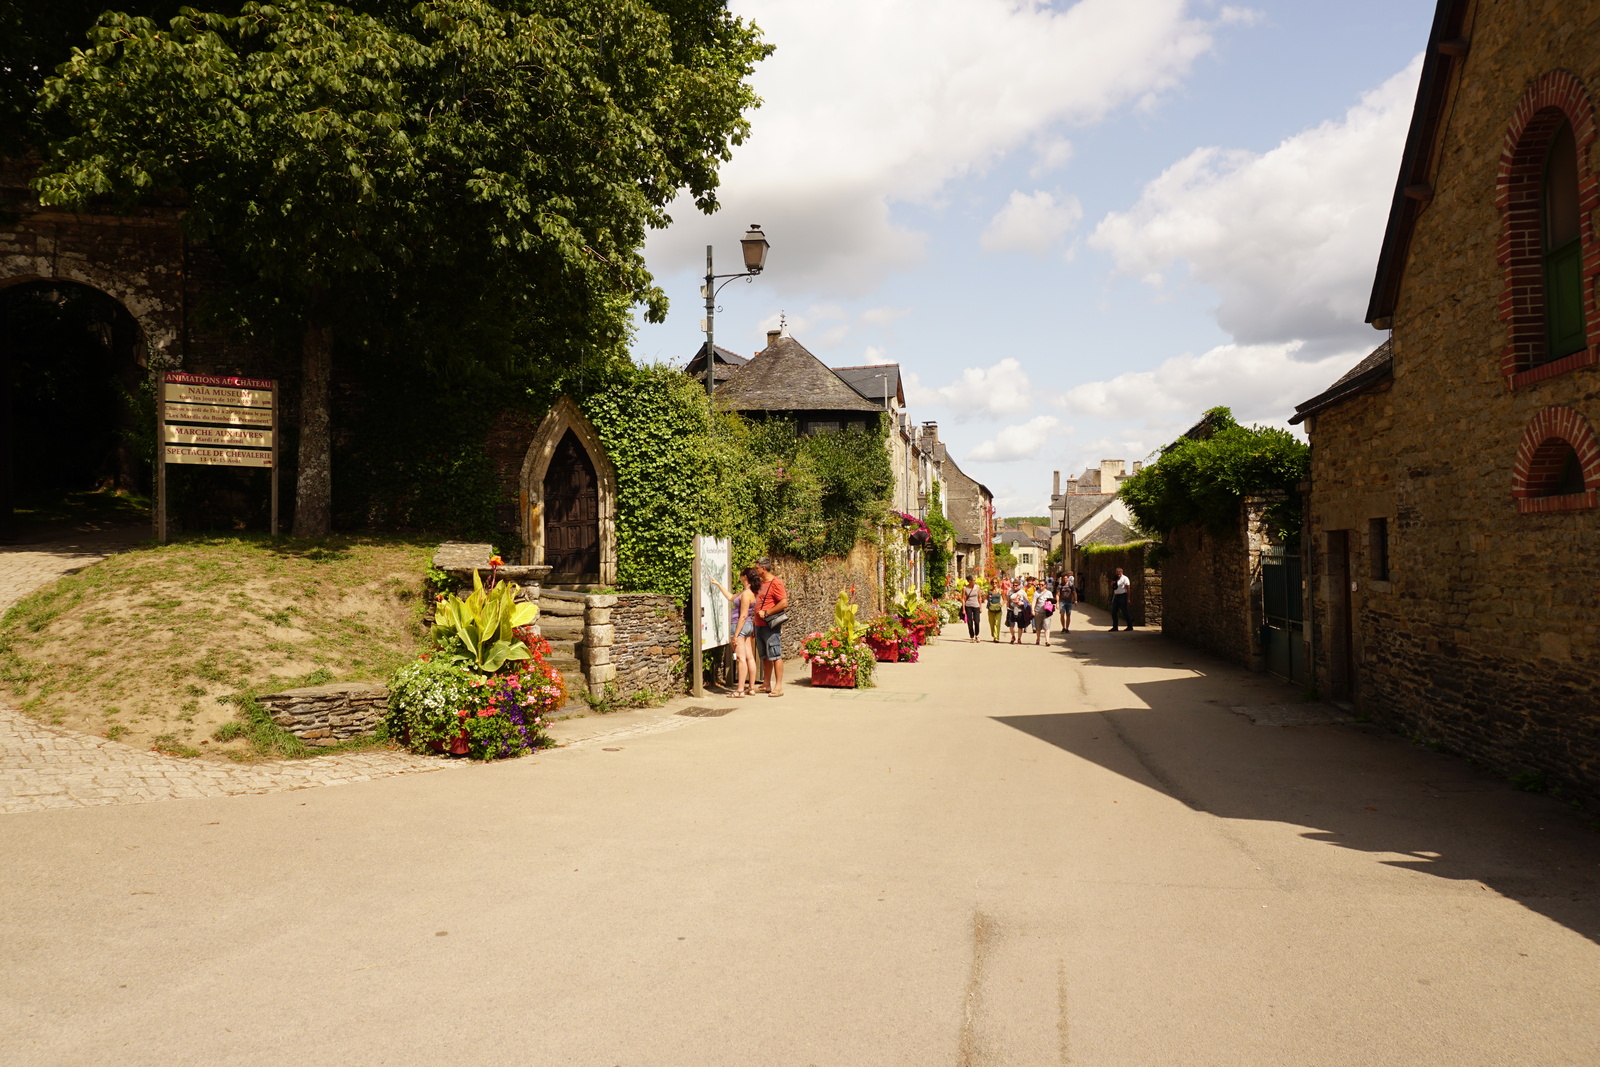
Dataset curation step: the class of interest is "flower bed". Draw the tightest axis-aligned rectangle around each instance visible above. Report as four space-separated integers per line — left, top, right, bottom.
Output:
387 566 564 759
864 615 909 663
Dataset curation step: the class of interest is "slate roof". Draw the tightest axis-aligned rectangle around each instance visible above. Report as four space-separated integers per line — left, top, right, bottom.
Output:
1080 516 1138 547
713 336 882 413
831 364 902 408
1289 339 1394 424
1064 494 1116 530
1366 0 1471 324
684 343 749 385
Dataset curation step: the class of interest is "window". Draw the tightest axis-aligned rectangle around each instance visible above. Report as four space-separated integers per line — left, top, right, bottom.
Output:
1513 406 1598 513
1543 121 1585 363
1368 518 1390 582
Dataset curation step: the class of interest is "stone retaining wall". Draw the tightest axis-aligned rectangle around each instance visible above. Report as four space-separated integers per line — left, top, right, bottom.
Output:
1078 542 1161 627
258 683 389 746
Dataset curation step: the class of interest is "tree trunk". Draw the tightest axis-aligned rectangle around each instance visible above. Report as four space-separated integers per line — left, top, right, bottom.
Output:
292 319 333 538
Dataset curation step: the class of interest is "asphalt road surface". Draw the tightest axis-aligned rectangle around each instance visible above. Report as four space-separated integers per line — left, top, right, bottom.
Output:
4 607 1597 1066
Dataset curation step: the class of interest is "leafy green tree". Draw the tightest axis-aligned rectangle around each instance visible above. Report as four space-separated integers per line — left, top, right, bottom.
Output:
992 542 1017 575
1118 407 1310 542
32 0 769 536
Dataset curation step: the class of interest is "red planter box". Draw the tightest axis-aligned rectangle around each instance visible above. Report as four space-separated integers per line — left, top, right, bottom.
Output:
866 636 901 662
810 662 858 688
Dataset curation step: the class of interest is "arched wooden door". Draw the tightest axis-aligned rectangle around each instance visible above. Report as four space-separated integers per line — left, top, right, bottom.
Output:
543 429 601 575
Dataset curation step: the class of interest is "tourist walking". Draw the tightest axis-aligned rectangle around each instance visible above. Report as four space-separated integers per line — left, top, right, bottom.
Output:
985 581 1004 642
1008 581 1031 643
1110 566 1133 632
1058 571 1077 633
1032 582 1053 645
710 568 760 697
752 558 790 696
961 577 983 643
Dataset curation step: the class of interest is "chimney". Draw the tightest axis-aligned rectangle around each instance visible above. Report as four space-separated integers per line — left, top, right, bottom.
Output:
1131 460 1143 474
765 329 782 348
1100 459 1125 480
1067 477 1079 495
1052 470 1061 497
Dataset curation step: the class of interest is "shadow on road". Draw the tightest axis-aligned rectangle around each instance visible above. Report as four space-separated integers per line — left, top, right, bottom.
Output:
995 618 1600 948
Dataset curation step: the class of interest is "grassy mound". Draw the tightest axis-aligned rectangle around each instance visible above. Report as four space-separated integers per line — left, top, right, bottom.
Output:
0 535 433 760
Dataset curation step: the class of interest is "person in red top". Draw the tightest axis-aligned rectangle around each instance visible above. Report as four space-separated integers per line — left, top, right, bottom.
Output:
752 557 789 697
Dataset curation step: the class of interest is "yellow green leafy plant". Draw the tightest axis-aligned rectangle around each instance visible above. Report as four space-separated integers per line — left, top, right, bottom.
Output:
433 571 540 673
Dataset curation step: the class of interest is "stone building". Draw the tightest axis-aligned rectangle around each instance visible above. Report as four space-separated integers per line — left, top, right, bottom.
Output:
1292 0 1599 796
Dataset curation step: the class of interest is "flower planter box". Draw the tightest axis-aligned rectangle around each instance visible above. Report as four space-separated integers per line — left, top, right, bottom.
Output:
810 662 858 688
865 636 901 663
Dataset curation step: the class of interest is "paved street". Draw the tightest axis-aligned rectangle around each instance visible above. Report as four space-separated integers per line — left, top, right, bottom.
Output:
3 607 1598 1066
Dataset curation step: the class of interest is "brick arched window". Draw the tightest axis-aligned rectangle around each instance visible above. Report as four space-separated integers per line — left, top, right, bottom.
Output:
1512 405 1599 513
1497 71 1600 388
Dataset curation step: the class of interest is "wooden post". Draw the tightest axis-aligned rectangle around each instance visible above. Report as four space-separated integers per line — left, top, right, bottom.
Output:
270 381 279 538
156 369 167 544
690 533 704 697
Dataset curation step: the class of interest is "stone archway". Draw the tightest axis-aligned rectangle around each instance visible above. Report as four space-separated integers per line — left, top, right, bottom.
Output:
520 397 617 584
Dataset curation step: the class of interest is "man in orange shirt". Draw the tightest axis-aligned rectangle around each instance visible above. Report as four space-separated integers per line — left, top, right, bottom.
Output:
752 558 790 697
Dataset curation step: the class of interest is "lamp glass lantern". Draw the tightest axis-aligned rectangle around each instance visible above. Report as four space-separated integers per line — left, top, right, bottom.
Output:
740 225 769 274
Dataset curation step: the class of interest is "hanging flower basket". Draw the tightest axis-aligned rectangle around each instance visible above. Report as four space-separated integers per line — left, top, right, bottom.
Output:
810 662 858 688
908 529 930 548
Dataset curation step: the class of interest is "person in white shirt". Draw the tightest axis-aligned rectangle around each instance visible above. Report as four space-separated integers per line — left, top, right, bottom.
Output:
1110 567 1133 631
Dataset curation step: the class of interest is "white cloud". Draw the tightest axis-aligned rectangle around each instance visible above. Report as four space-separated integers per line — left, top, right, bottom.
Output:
1089 55 1421 356
1030 136 1075 177
861 345 893 365
967 416 1062 462
1055 340 1363 431
907 357 1033 417
647 0 1227 295
981 190 1085 254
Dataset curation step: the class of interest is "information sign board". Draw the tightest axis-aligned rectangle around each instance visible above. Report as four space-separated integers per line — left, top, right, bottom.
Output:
156 371 279 540
697 536 731 650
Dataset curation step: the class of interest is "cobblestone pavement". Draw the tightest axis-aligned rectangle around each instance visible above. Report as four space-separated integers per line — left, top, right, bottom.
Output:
0 524 146 615
0 709 460 815
0 526 469 815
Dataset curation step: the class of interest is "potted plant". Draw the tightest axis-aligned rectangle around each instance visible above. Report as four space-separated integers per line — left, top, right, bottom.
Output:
800 590 876 688
864 615 909 662
388 569 566 759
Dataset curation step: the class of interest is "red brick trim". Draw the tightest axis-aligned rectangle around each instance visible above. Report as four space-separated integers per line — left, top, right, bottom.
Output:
1517 489 1598 514
1496 71 1600 385
1504 346 1599 389
1511 404 1600 511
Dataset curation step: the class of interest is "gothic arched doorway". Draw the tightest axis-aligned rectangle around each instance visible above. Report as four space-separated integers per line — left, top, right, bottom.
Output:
543 429 600 576
520 397 617 585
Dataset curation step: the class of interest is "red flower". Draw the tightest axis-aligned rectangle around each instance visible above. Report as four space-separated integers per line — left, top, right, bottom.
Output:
489 555 504 567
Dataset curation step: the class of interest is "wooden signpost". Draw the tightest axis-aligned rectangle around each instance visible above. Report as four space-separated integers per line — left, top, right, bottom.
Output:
157 372 278 542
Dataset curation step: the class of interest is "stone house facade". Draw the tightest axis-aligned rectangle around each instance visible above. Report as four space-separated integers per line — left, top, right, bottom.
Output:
1293 0 1600 796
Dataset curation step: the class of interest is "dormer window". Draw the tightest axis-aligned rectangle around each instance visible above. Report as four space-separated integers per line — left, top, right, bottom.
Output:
1543 120 1585 362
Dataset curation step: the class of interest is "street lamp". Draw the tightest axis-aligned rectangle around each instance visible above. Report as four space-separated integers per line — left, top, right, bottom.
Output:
702 224 770 396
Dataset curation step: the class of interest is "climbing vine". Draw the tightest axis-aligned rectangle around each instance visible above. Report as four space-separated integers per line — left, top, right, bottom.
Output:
923 480 957 598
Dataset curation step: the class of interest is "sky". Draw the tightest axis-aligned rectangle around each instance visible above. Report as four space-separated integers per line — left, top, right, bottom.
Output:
631 0 1439 516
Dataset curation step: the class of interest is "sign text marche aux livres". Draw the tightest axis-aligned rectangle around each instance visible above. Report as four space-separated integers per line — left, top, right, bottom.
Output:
161 372 275 467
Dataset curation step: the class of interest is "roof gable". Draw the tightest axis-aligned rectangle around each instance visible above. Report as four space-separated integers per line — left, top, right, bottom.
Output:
831 364 903 407
1290 339 1394 424
1366 0 1472 324
713 336 882 413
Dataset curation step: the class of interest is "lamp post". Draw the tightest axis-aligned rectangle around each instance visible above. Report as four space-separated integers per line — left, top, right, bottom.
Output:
703 225 770 396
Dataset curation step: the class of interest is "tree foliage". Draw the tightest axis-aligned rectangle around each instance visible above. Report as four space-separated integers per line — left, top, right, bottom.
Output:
30 0 770 534
923 480 956 598
1117 407 1309 542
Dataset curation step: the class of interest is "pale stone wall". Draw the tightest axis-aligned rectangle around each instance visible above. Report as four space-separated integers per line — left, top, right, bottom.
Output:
769 541 885 658
1305 0 1600 798
1078 543 1161 627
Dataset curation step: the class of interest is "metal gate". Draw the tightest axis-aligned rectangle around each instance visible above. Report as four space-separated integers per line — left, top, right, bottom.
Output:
1261 548 1306 683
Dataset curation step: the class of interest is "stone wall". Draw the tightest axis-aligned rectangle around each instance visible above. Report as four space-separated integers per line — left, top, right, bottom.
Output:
769 540 885 658
607 594 684 696
258 683 388 746
1159 499 1279 670
1078 542 1161 627
1300 0 1600 800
